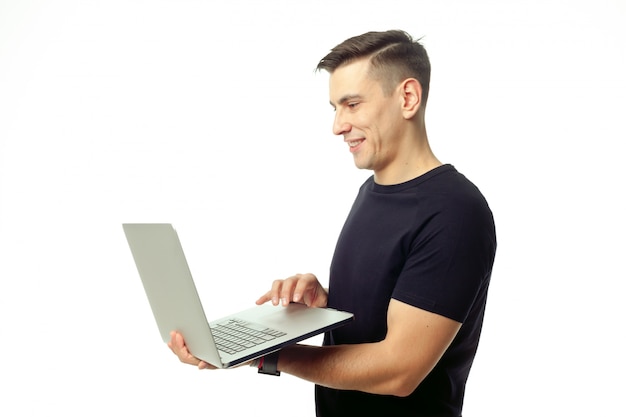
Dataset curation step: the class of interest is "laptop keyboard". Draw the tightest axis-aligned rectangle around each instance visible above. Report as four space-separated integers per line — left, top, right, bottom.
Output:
211 318 287 355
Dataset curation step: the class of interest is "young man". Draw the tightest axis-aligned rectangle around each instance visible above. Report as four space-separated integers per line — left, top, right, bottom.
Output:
169 30 497 417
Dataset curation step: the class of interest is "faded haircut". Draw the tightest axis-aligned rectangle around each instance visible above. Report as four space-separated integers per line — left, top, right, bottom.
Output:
316 30 431 104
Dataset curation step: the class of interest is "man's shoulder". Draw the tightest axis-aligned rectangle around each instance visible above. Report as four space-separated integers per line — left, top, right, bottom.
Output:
355 164 492 219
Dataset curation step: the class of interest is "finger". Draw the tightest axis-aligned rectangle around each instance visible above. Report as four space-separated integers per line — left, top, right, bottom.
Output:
294 274 328 307
167 331 175 350
256 279 293 306
169 331 201 366
198 361 217 370
255 291 272 305
169 332 187 358
305 285 328 308
270 279 285 306
292 273 319 303
293 276 315 305
167 331 182 352
280 276 300 306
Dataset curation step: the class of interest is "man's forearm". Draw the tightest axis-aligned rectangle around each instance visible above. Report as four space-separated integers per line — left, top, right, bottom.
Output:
277 342 415 397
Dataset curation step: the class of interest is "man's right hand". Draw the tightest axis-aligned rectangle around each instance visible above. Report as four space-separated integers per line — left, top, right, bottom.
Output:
168 331 216 370
255 273 328 308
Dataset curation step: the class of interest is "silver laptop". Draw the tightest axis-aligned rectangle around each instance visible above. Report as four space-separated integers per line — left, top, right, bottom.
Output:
123 223 353 369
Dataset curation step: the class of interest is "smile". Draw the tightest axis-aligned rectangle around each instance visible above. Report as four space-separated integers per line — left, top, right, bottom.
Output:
347 139 365 148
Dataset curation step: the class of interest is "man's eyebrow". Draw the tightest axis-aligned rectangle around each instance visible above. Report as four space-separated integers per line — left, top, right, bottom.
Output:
330 94 362 108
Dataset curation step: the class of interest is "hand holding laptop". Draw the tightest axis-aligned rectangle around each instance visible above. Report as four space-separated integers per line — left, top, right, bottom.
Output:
168 330 214 370
169 274 329 370
124 223 353 370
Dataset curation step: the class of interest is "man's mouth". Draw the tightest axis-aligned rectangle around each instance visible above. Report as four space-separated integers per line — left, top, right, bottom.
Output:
347 139 365 149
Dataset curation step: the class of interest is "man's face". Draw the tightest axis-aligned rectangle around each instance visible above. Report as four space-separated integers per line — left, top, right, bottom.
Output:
329 59 404 178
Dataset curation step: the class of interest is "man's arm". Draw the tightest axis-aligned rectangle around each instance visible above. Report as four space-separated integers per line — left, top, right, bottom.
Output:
170 274 460 397
277 299 461 397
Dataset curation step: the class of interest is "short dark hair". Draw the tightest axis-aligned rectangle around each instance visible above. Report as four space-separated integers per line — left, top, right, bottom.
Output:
316 30 431 104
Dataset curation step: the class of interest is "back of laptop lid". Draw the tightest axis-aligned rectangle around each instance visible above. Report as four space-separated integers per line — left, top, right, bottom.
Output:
123 223 224 367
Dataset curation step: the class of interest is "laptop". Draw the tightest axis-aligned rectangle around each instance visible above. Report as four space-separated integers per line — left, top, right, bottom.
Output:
123 223 353 369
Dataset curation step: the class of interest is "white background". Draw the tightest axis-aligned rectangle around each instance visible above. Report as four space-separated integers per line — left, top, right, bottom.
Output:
1 0 625 415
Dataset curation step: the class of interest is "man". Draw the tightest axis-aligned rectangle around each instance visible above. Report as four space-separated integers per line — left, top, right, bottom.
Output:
169 30 497 416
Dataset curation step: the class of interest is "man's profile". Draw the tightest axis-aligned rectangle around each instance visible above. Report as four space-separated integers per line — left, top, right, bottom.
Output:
169 29 497 417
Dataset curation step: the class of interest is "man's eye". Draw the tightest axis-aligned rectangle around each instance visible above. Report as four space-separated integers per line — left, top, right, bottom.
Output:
348 102 359 109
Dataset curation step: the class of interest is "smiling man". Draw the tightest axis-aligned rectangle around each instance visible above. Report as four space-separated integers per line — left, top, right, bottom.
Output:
169 30 497 417
328 50 439 184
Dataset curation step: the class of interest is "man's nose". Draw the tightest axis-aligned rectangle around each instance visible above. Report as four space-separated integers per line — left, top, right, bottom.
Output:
333 112 351 136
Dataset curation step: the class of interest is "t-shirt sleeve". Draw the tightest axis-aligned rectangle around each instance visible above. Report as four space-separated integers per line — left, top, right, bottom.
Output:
392 194 496 323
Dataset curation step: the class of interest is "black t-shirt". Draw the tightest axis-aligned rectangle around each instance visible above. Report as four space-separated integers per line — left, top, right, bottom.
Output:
315 165 497 417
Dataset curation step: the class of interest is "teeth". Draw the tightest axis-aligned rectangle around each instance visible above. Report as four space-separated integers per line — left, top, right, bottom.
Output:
348 140 363 147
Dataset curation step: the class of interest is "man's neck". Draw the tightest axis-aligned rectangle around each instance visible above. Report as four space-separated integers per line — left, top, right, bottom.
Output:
374 132 442 185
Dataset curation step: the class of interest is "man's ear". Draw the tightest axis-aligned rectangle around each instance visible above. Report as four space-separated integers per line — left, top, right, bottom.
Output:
399 78 422 119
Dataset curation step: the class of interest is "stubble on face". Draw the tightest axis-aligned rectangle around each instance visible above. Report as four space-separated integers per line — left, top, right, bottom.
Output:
329 60 404 176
